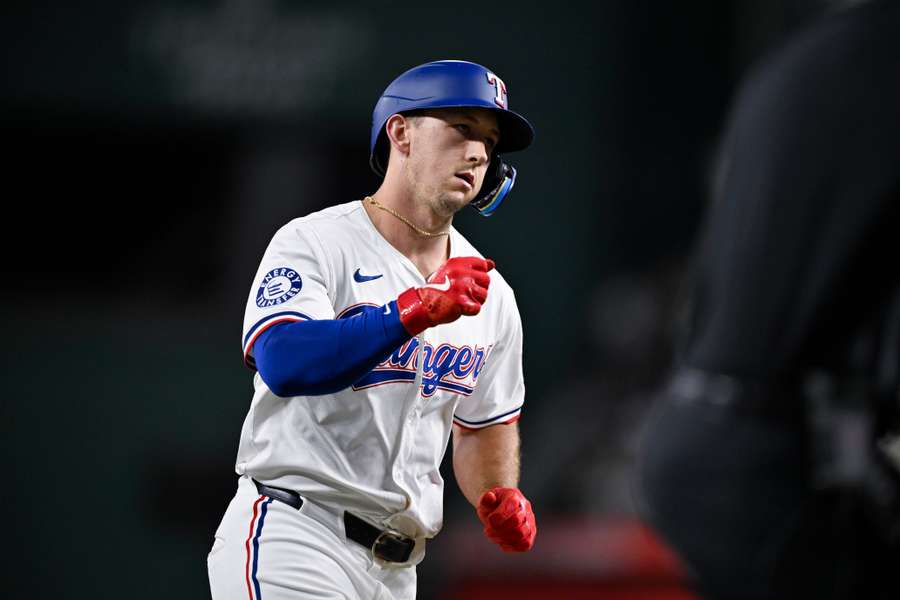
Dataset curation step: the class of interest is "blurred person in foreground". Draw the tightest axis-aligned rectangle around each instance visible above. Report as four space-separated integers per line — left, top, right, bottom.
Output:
637 1 900 598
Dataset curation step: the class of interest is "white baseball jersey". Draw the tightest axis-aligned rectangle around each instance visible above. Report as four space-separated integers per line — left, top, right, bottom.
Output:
235 199 525 542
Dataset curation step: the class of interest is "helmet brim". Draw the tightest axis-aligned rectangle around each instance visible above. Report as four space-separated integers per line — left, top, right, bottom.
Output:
494 108 534 155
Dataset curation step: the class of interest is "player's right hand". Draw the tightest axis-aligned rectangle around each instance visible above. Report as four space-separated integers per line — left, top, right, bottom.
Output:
396 256 495 335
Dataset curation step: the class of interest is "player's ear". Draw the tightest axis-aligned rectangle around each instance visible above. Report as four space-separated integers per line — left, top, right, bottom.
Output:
385 113 413 160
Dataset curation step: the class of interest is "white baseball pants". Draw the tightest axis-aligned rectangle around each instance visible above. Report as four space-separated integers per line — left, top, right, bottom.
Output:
208 476 417 600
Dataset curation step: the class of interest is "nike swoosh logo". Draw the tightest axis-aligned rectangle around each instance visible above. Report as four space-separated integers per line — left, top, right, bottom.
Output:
354 268 383 283
422 276 451 292
383 304 392 315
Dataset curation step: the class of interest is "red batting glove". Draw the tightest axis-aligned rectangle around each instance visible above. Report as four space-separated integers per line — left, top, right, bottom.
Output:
476 487 537 552
397 257 495 336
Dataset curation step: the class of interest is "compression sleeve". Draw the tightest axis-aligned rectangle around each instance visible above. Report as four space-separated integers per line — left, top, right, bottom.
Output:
254 301 412 397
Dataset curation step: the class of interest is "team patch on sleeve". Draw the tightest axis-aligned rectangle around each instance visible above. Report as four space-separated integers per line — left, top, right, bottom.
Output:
256 267 303 308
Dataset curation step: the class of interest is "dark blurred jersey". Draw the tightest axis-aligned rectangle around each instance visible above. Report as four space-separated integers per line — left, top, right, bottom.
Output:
684 0 900 378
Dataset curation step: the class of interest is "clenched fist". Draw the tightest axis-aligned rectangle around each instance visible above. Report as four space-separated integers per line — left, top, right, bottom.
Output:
397 257 495 335
476 487 536 552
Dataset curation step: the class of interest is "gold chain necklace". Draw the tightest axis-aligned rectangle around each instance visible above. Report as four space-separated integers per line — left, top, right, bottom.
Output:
364 196 450 238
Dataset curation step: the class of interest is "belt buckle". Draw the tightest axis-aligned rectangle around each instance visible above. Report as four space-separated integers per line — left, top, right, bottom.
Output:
371 529 411 562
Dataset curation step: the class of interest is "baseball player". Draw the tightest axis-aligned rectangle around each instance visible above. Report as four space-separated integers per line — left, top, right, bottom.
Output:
207 60 537 600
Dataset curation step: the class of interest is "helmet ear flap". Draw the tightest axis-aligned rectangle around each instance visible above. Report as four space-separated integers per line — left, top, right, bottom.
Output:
470 159 516 217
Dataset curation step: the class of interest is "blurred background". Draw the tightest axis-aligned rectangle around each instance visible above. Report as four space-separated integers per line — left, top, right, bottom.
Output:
0 0 853 597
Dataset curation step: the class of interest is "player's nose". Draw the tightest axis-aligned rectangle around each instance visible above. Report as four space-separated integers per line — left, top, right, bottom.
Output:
465 140 489 166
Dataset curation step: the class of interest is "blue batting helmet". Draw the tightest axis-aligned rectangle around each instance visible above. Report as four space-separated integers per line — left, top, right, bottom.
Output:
369 60 534 216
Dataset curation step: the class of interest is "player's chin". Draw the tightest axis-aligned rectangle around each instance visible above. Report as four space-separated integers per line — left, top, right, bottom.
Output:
436 189 472 215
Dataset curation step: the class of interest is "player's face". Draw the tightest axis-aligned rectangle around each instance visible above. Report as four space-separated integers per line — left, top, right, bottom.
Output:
405 108 499 217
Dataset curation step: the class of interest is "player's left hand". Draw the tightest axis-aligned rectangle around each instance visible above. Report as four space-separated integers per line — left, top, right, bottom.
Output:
476 487 536 552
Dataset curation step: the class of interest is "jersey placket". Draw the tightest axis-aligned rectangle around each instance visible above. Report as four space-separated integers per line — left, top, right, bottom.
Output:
387 247 431 508
360 204 459 511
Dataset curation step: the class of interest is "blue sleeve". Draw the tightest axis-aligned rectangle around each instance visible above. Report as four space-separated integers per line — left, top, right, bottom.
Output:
253 301 412 397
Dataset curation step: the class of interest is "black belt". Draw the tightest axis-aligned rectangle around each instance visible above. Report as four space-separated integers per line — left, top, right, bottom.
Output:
252 479 415 563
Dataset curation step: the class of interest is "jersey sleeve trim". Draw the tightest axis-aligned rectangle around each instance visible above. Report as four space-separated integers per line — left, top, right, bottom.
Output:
453 404 523 430
242 311 312 369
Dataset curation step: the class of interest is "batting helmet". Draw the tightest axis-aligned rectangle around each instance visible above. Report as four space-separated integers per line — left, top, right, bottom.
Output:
369 60 534 217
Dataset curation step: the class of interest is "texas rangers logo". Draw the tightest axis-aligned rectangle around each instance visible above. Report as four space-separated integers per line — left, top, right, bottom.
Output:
355 337 493 397
339 304 493 396
486 72 508 109
256 267 302 307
